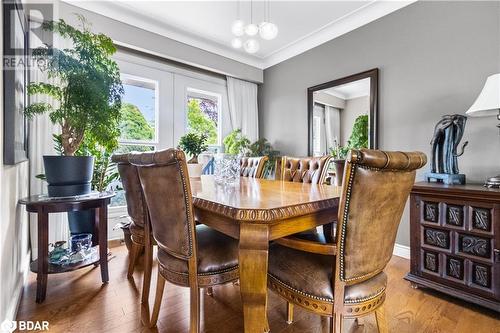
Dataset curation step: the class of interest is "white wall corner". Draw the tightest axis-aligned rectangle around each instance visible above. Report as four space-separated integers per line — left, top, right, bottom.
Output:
393 243 410 259
4 251 31 323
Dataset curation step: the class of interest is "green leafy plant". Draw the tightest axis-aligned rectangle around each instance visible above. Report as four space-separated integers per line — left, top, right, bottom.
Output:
178 132 208 163
347 114 369 150
329 114 369 159
223 129 250 155
247 138 280 178
24 15 123 156
223 130 280 178
187 98 217 145
119 103 154 141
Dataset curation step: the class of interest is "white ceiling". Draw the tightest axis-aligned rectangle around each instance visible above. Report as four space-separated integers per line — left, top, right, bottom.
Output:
323 77 370 99
63 0 414 69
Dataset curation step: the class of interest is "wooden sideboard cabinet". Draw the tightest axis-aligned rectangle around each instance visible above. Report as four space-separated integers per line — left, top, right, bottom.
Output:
405 182 500 312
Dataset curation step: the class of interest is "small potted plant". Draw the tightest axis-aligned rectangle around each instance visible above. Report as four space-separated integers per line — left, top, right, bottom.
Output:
178 132 208 178
25 16 123 197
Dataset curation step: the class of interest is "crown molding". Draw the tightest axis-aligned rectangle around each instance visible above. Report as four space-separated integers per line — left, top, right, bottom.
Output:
261 0 416 68
62 0 416 71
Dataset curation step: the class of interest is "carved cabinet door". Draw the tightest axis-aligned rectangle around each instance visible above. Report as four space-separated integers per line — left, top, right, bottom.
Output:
411 194 500 301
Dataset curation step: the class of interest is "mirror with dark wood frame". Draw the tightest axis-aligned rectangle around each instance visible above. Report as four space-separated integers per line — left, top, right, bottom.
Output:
307 68 378 185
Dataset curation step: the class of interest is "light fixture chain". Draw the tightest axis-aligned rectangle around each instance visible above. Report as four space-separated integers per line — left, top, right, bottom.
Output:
250 0 253 23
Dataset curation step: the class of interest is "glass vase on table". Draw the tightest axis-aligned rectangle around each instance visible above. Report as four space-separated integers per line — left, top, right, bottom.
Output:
214 153 241 186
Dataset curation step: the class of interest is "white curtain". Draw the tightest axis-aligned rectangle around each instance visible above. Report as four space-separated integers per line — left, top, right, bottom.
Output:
226 76 259 142
324 106 340 155
28 19 69 259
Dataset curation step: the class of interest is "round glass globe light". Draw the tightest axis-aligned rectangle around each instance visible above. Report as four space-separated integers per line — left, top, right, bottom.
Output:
231 38 242 49
231 20 245 37
259 22 278 40
244 23 259 36
243 39 260 54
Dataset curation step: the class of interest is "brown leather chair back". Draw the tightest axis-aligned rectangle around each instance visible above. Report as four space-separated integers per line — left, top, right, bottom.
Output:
280 156 331 184
111 153 148 229
337 149 426 284
129 149 196 260
240 156 268 178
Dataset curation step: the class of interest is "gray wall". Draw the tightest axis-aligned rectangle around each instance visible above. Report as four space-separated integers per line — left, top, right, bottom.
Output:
260 1 500 246
59 3 263 83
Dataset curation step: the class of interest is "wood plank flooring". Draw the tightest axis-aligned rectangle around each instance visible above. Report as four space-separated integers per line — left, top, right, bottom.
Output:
16 244 500 333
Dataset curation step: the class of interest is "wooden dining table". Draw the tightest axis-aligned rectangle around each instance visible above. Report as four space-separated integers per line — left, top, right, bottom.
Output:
190 175 341 333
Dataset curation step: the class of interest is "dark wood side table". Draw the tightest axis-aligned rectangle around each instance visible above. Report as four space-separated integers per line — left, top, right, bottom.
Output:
19 192 114 303
405 182 500 312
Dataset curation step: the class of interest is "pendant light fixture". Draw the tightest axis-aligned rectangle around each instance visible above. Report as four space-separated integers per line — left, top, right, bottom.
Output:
259 0 278 40
230 0 278 54
244 0 259 36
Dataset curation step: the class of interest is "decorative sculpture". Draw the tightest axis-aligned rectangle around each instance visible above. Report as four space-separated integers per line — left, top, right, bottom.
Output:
427 114 468 185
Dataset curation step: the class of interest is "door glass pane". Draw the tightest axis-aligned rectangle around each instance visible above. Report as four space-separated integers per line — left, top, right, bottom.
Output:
119 75 157 143
186 89 220 146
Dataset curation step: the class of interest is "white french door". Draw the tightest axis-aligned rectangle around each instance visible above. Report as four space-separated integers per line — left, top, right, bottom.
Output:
114 53 174 151
108 51 230 238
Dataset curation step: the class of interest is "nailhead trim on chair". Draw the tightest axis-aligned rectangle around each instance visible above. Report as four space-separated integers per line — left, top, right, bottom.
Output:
159 264 239 287
339 162 356 282
344 286 386 304
176 152 194 258
268 273 334 302
268 274 386 317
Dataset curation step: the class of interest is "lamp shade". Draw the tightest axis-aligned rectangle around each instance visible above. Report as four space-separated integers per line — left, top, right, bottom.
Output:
466 73 500 117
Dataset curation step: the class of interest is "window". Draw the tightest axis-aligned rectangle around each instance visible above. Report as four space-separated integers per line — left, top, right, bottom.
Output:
119 74 158 146
110 74 159 207
313 116 321 157
186 88 221 147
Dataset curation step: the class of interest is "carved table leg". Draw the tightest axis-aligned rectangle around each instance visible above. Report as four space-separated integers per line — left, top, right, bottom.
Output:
36 210 49 303
96 205 109 283
239 223 269 333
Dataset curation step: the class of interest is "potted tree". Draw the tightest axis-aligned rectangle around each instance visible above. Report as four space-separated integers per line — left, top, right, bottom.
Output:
178 132 208 178
25 17 123 197
329 114 369 186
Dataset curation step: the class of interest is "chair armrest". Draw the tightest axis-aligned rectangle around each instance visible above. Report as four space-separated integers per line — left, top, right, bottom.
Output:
274 236 337 255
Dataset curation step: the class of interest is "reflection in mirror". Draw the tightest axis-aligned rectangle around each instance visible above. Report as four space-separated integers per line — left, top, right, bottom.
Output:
312 77 370 157
308 69 378 186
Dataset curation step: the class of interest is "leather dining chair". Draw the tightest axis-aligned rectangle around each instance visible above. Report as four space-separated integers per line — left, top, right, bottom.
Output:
268 149 426 332
279 155 331 184
279 155 336 242
240 156 269 178
129 148 240 332
111 153 154 313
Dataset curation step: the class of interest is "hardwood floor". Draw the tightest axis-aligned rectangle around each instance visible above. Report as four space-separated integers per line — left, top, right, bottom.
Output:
16 244 500 333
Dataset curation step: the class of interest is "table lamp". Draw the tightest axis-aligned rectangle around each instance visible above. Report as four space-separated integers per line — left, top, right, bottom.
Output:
466 73 500 187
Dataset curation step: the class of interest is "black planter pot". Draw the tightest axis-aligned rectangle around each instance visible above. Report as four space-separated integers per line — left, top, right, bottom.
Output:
43 155 94 197
67 209 95 236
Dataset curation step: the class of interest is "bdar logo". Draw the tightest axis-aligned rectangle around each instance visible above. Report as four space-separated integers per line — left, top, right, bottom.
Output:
0 320 16 333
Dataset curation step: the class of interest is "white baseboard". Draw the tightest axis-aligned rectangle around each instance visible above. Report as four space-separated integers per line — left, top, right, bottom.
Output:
393 243 410 259
5 251 31 322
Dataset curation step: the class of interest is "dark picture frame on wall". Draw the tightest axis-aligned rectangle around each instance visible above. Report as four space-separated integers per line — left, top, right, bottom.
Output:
3 0 29 165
